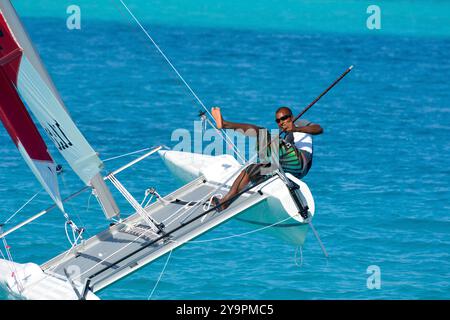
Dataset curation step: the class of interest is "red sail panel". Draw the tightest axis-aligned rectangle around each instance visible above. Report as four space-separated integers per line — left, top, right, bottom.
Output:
0 69 54 162
0 12 20 82
0 12 52 162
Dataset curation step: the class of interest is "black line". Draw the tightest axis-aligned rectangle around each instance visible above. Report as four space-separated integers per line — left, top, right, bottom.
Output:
87 176 272 282
170 199 199 206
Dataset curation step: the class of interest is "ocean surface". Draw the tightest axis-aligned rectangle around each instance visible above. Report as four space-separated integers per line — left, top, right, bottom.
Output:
1 1 449 299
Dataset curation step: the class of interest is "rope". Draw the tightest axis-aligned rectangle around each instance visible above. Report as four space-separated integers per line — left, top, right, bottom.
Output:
64 199 305 283
0 234 24 292
147 250 172 300
159 162 255 229
64 221 84 247
103 147 152 162
46 241 83 275
72 221 161 281
274 160 329 259
308 221 328 258
0 247 6 260
202 194 223 212
41 229 91 289
109 175 158 230
168 132 282 225
3 190 41 225
114 1 288 230
143 215 308 299
202 115 247 163
160 199 197 225
155 161 275 233
140 191 150 207
189 214 297 243
116 0 246 164
61 212 82 247
200 194 223 222
108 175 159 233
0 246 17 289
294 246 303 267
144 194 155 208
86 192 93 213
60 173 88 241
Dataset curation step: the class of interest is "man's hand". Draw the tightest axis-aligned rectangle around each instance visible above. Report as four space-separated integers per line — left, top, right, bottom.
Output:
293 124 324 135
211 107 224 129
281 121 296 132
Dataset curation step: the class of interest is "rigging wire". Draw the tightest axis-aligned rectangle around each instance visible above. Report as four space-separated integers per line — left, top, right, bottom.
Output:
147 249 173 300
64 221 84 247
0 247 6 260
308 220 328 258
45 231 86 275
1 0 331 290
103 147 152 163
160 198 198 225
143 215 307 298
189 214 297 243
294 246 303 267
70 191 293 283
86 192 93 213
0 232 24 292
60 172 88 241
108 175 160 233
154 162 254 230
3 189 42 225
109 0 284 231
115 0 246 163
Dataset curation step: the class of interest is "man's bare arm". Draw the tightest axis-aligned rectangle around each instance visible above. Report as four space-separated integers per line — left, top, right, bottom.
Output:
222 120 263 137
293 123 323 135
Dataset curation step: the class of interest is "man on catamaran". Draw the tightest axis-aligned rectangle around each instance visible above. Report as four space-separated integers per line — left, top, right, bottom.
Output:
211 106 323 211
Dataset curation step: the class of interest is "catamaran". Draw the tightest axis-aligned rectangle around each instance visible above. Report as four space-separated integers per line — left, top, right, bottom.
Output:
0 0 351 300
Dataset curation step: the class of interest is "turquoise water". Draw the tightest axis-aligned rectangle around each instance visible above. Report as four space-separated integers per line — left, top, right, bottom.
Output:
1 1 450 299
12 0 450 37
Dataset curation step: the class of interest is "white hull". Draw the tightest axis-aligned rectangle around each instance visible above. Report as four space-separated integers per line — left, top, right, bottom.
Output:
0 150 315 300
0 260 99 300
158 150 315 245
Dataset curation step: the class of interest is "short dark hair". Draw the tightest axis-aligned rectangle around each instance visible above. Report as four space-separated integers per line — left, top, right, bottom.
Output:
275 106 292 115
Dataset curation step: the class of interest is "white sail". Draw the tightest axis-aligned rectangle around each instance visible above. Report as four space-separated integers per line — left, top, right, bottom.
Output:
0 7 63 212
0 0 120 218
18 144 63 210
16 56 104 184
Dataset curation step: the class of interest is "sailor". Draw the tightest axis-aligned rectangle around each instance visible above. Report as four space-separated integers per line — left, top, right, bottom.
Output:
210 106 323 211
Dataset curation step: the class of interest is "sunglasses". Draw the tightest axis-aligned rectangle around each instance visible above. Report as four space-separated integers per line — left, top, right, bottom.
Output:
275 114 292 123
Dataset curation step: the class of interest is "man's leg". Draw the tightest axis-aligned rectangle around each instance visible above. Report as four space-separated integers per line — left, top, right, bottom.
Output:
218 169 251 210
210 107 266 210
217 163 268 210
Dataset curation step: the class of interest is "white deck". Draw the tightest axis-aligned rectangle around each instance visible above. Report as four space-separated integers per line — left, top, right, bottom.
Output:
41 175 272 294
1 152 314 299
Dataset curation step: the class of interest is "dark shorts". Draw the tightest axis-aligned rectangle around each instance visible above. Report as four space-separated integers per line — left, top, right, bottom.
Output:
295 149 313 179
251 128 313 182
244 163 274 184
245 149 312 183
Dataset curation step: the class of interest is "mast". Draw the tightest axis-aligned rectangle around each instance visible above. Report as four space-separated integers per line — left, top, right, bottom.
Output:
0 0 119 219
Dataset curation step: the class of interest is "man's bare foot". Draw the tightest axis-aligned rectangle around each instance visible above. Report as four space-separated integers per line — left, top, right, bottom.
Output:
211 196 224 212
211 107 224 129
